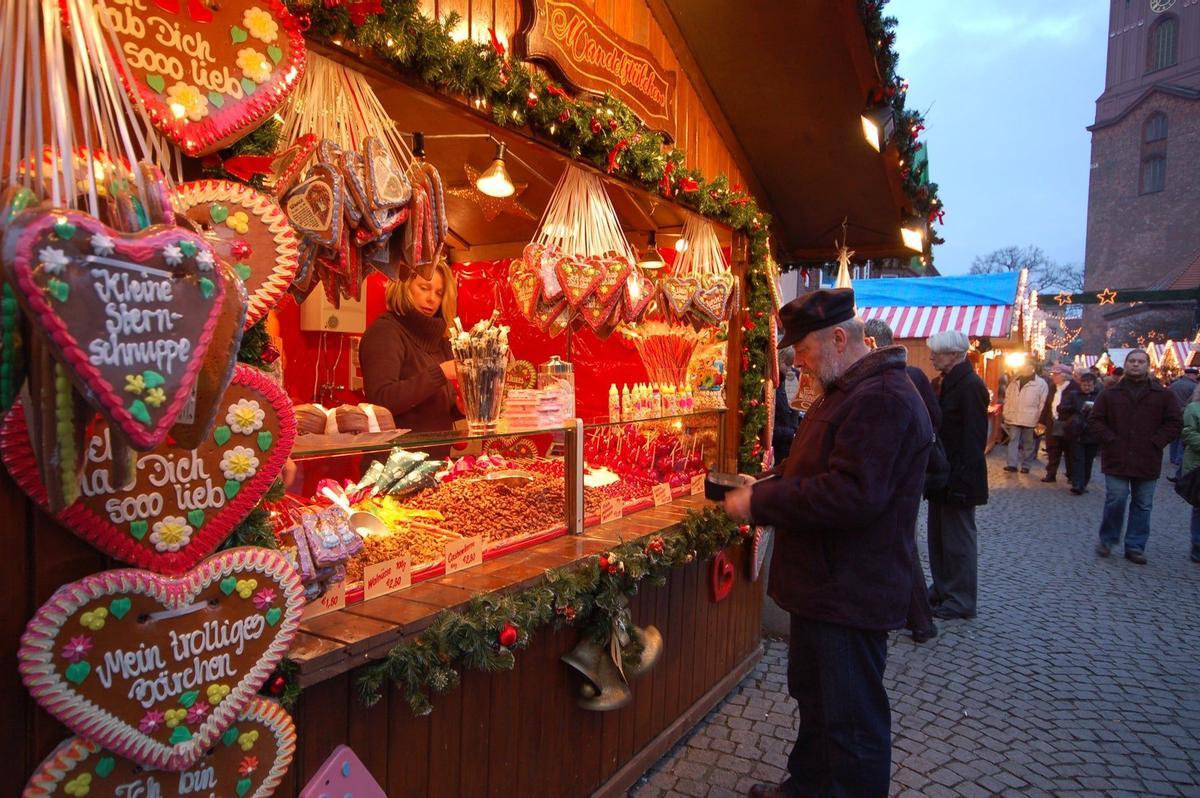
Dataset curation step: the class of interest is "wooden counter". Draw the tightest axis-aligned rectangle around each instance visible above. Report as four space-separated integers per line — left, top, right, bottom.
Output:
1 468 764 797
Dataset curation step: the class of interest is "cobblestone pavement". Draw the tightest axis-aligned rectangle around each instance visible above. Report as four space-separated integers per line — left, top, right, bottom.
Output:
630 454 1200 797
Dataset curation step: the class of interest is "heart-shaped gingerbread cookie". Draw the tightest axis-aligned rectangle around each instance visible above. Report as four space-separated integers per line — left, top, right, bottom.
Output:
267 134 317 199
174 180 299 328
1 365 295 574
104 0 307 156
555 255 605 309
661 275 699 317
22 697 295 797
364 137 412 210
284 165 343 248
508 261 541 319
1 209 227 450
18 548 304 771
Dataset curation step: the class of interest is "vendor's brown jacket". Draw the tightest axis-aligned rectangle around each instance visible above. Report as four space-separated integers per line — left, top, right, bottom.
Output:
749 346 932 631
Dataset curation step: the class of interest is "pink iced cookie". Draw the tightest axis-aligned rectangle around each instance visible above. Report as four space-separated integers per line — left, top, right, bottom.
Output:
299 745 385 798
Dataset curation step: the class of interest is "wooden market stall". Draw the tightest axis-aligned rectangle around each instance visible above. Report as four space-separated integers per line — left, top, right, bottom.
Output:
853 271 1034 393
0 1 937 797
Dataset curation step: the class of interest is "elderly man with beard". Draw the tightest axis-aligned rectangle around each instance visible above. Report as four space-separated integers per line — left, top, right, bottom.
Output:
724 289 933 798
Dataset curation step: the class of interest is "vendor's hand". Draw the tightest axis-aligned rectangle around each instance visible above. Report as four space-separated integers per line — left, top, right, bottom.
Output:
724 485 753 522
439 361 457 381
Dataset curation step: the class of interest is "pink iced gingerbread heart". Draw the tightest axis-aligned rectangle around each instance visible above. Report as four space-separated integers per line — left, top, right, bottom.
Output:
1 209 227 451
18 548 304 772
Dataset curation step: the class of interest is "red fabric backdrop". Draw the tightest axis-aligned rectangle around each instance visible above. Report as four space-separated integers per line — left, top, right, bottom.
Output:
274 259 653 422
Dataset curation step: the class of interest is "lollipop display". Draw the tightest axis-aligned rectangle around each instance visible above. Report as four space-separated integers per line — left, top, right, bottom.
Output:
450 313 511 435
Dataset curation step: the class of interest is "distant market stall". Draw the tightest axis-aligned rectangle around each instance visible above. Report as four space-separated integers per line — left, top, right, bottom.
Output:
852 271 1036 389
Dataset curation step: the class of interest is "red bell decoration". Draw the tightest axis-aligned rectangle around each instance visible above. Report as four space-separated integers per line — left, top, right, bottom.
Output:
498 622 519 648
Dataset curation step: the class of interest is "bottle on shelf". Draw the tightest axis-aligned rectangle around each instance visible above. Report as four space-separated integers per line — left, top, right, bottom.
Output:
608 384 621 423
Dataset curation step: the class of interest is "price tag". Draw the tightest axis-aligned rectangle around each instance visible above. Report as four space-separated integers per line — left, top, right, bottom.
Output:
690 474 705 496
302 581 346 620
363 556 412 600
445 537 484 574
600 498 622 524
652 483 672 507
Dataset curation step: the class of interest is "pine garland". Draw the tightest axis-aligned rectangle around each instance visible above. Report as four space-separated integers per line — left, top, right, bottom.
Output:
358 506 746 715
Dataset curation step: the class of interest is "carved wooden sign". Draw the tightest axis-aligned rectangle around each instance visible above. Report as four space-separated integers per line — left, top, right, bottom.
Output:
517 0 676 136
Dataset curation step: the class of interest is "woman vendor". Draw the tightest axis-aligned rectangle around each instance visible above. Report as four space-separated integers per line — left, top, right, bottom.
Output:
359 261 461 441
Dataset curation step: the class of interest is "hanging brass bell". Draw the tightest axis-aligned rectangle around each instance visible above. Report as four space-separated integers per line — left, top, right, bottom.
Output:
562 635 632 711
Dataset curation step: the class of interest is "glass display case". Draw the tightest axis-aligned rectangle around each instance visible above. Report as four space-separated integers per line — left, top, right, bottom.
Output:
280 410 724 608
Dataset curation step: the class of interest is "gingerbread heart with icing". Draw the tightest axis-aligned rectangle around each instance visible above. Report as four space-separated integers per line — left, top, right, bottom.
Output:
22 697 295 797
174 180 299 328
1 209 226 450
267 134 317 199
365 137 412 210
284 165 342 248
692 275 732 325
555 255 605 309
662 275 699 317
623 269 655 323
19 547 303 771
102 0 307 156
508 261 541 319
1 365 294 574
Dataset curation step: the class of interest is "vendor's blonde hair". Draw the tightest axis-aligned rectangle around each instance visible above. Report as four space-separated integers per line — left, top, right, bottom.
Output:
386 260 457 326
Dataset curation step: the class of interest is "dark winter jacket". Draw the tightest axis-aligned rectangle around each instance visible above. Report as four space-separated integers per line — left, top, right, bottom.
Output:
908 366 942 430
1061 383 1102 443
749 346 932 631
1088 377 1183 479
359 309 458 435
930 359 990 507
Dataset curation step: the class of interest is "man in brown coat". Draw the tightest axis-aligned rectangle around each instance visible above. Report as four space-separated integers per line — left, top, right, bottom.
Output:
724 289 932 798
1089 349 1183 564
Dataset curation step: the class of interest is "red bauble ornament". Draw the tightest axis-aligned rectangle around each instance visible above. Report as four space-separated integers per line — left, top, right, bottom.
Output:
261 344 281 365
608 118 619 131
590 118 602 134
558 109 571 123
267 674 286 696
646 537 664 556
738 524 751 538
498 622 519 647
526 94 539 108
598 554 610 570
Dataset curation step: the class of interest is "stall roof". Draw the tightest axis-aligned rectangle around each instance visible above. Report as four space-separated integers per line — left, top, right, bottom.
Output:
851 272 1024 340
657 0 920 261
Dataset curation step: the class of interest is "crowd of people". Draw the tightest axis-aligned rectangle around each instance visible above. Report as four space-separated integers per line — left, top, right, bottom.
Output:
731 287 1199 798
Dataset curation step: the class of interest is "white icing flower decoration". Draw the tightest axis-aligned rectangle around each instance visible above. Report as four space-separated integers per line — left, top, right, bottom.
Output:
226 398 265 434
38 247 70 275
165 81 209 122
195 250 215 271
162 244 183 266
150 516 193 552
220 446 259 482
90 232 115 256
243 7 279 43
237 48 273 84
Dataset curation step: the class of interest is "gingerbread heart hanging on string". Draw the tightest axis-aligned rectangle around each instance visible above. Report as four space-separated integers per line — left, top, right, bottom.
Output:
174 180 300 329
1 209 227 451
95 0 308 156
1 365 295 574
18 547 304 772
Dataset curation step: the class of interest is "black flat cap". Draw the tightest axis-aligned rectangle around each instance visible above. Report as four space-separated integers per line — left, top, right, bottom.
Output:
777 288 856 349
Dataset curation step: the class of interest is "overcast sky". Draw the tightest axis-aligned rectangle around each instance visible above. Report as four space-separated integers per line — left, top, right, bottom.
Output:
889 0 1109 275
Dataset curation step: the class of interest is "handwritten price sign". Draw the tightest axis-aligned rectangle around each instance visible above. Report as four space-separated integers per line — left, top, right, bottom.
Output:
302 581 346 620
445 537 483 575
600 498 622 524
690 474 705 496
363 556 412 600
652 483 672 507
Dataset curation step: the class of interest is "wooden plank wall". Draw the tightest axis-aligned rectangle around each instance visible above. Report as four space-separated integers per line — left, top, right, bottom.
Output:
422 0 746 187
275 543 764 797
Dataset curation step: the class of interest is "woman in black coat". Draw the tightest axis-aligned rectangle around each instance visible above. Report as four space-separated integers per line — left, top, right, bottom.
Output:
926 331 990 619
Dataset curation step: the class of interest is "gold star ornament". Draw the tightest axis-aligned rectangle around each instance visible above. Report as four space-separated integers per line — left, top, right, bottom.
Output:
1097 288 1117 305
446 164 537 222
1055 291 1072 306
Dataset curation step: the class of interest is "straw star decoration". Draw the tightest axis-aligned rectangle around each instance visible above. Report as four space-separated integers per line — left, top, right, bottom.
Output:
1096 288 1117 305
447 164 536 222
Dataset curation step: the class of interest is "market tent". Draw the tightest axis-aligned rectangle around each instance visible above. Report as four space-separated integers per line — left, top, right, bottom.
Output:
1107 348 1136 368
1075 354 1101 369
852 272 1025 340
